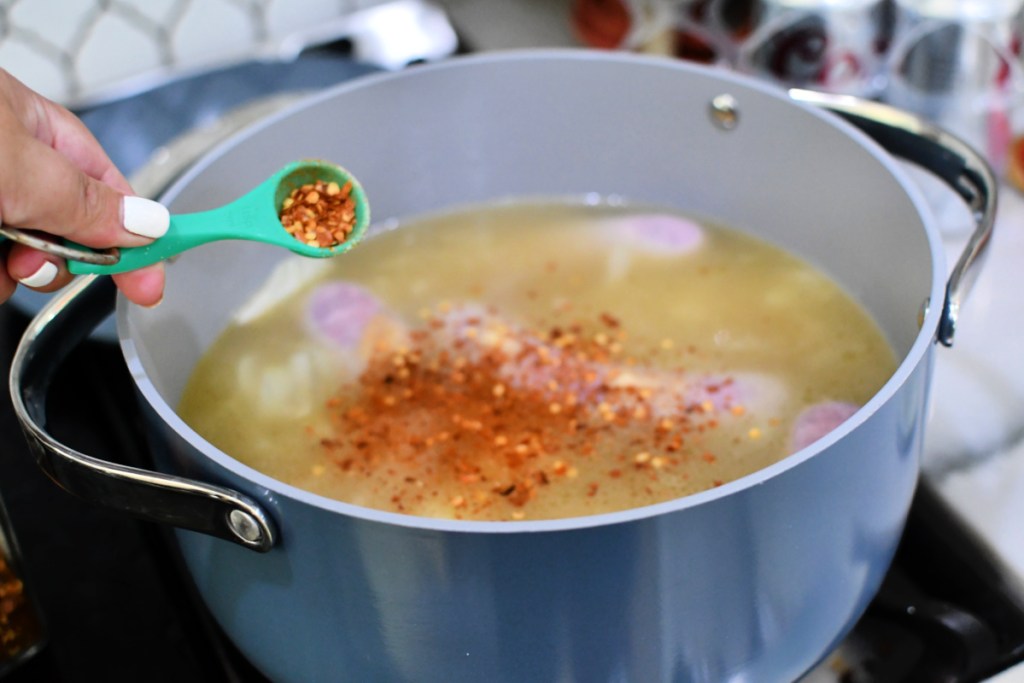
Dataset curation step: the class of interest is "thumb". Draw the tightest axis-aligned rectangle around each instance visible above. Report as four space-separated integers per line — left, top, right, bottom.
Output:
0 134 167 248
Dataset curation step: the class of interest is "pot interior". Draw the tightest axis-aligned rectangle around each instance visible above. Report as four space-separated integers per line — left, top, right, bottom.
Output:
122 51 941 470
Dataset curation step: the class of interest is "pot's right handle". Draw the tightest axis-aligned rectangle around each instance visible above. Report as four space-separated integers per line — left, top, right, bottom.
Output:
789 89 996 348
8 275 276 552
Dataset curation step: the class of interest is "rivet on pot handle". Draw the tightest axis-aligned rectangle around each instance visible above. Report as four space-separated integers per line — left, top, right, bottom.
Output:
8 275 277 552
789 88 996 348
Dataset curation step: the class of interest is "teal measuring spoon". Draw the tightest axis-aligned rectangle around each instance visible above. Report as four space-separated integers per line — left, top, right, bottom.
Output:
66 159 369 275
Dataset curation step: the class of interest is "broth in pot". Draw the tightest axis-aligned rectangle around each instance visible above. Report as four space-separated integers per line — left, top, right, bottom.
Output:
178 199 896 521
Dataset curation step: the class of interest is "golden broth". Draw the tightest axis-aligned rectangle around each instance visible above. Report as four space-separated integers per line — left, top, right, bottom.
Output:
178 201 896 521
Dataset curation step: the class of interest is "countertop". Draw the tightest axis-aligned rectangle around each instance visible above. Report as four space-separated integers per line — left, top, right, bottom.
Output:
911 168 1024 682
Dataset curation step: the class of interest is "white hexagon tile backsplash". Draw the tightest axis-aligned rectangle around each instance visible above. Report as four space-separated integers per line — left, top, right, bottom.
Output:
0 0 389 106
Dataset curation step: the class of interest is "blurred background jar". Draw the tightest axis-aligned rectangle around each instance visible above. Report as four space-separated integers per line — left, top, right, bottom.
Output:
572 0 1024 177
885 0 1024 176
0 495 45 677
571 0 897 97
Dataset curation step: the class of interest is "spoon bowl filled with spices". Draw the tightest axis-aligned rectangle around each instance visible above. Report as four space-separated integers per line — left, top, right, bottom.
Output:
65 159 369 275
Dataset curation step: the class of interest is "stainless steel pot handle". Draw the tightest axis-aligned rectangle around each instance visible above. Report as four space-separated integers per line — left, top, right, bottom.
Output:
7 274 276 552
789 88 996 348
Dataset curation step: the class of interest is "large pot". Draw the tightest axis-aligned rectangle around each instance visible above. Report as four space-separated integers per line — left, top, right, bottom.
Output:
10 51 994 682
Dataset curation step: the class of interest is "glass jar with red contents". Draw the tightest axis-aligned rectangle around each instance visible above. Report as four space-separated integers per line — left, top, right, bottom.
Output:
571 0 896 98
0 495 45 677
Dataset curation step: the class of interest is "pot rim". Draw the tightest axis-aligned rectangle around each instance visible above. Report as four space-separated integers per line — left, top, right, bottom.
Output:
120 49 946 534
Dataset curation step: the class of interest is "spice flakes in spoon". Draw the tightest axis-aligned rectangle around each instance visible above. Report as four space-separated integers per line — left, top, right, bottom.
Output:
280 179 360 249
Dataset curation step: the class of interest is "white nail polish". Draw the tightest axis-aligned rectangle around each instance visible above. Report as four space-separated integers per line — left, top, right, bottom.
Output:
123 196 170 239
18 261 58 288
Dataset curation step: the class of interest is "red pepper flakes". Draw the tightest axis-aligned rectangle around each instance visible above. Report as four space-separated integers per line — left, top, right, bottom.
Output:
320 307 738 519
280 179 358 248
0 555 42 664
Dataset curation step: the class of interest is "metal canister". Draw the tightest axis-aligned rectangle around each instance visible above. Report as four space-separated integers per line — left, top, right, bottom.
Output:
885 0 1024 173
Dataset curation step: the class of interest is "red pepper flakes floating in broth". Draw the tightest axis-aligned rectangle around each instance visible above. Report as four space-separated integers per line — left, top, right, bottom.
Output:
318 304 750 520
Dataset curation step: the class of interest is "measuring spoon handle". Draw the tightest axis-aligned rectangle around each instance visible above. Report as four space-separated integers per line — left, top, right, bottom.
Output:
68 194 274 275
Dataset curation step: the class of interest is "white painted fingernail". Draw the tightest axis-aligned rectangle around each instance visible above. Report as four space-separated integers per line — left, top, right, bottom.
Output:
123 196 170 238
18 261 58 288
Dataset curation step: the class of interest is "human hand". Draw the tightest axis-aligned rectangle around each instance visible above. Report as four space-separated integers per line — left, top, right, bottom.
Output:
0 68 169 307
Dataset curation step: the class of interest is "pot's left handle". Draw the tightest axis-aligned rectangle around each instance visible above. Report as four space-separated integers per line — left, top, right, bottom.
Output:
8 275 276 552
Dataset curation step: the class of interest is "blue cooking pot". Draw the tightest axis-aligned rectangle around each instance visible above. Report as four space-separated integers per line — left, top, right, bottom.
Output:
10 51 994 682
